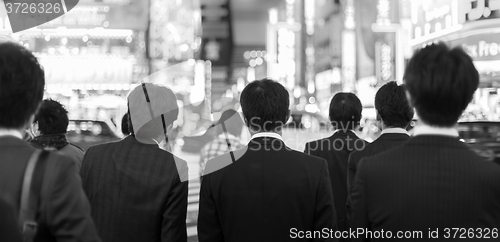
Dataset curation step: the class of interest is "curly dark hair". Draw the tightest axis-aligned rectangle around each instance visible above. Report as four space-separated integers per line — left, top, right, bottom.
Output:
34 99 69 135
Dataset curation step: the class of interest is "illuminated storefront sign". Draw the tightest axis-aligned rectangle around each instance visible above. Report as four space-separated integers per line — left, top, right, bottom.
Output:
200 0 233 67
452 32 500 61
410 0 458 39
37 0 149 30
38 58 133 84
457 0 500 23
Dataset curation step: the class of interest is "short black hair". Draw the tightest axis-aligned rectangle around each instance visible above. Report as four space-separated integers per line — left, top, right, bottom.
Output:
121 113 130 135
216 109 244 137
329 92 362 130
404 42 479 127
375 81 414 129
240 78 290 132
34 99 69 135
0 42 45 129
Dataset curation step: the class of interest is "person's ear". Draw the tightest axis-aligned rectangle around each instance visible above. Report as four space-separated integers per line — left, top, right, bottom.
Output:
285 109 291 124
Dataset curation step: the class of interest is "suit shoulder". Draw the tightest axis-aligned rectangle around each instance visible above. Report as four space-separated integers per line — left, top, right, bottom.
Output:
360 143 407 166
289 148 328 167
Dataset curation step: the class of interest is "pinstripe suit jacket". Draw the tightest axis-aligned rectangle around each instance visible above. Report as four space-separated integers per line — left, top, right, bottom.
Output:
351 135 500 241
80 136 189 242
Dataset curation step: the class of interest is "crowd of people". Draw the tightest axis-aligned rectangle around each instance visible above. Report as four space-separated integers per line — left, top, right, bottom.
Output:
1 39 500 242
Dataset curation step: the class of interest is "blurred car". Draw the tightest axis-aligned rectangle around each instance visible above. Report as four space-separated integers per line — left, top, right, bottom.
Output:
458 121 500 165
67 120 122 151
282 110 333 151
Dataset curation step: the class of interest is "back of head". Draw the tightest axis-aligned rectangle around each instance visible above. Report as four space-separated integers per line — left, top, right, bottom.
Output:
216 109 244 137
375 81 414 129
329 92 362 130
404 42 479 127
127 83 179 144
34 99 69 135
0 42 45 129
240 78 290 132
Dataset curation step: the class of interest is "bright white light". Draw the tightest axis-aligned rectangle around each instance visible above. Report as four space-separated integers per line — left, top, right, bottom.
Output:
82 36 88 42
249 59 257 67
187 59 196 66
250 51 257 58
247 67 256 82
308 80 315 94
269 8 278 24
309 97 316 104
45 36 51 41
255 57 264 65
179 44 189 52
126 36 132 43
294 88 301 98
244 51 251 59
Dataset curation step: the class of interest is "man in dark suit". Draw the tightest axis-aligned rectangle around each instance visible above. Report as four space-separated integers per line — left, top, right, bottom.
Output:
198 78 337 242
347 82 414 212
304 93 367 238
0 197 22 242
0 42 101 241
80 83 189 242
351 43 500 241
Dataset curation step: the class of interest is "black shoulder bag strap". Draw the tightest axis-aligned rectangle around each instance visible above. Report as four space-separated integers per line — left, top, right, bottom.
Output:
18 150 50 242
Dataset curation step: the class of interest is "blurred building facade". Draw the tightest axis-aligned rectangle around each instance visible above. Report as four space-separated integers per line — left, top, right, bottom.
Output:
409 0 500 120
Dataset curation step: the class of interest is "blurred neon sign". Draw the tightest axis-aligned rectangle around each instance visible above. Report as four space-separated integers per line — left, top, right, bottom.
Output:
458 0 500 23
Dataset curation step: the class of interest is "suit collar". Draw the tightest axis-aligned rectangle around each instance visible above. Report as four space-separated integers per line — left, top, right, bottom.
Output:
0 136 30 147
251 132 283 141
248 137 288 149
412 124 459 137
0 129 23 139
376 133 410 141
381 128 409 135
408 135 466 149
330 130 360 139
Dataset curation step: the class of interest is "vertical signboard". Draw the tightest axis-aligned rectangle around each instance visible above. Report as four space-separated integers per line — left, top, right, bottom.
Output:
375 33 395 85
199 0 233 74
342 0 356 92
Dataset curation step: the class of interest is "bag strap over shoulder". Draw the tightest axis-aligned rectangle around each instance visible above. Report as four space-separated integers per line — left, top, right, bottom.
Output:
19 149 50 242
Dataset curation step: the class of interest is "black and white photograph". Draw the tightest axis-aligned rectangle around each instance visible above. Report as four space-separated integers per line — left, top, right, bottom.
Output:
1 0 500 241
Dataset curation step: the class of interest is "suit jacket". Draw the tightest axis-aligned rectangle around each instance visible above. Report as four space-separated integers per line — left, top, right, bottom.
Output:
347 133 409 200
198 137 337 242
0 136 101 242
0 196 22 242
305 131 367 235
351 135 500 241
80 136 189 242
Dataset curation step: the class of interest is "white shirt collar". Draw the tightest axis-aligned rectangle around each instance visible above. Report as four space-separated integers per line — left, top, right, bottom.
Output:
251 132 283 141
412 124 459 137
332 129 356 135
0 129 23 139
381 128 409 135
